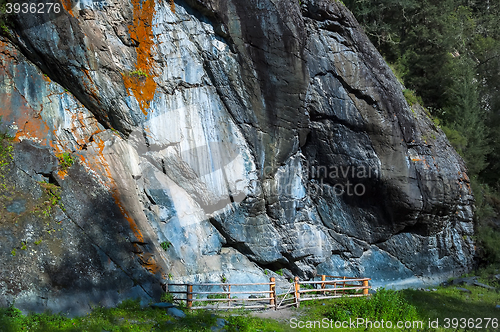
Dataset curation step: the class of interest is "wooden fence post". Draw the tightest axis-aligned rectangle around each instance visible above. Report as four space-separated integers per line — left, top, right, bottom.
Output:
294 276 300 308
363 279 369 296
228 284 231 307
343 276 346 295
270 277 276 309
321 275 326 295
187 284 193 309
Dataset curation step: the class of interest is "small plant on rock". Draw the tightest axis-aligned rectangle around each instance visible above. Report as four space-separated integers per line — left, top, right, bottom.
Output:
57 152 74 171
160 292 175 303
160 241 171 251
128 69 149 78
38 181 63 216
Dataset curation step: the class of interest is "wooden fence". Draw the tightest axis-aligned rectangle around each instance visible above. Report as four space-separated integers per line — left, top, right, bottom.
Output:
165 275 371 310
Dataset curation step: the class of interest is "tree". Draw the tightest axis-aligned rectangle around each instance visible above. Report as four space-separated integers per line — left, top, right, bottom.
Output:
443 57 490 176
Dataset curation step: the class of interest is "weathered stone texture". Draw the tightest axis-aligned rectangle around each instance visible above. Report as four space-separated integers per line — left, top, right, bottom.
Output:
0 0 474 314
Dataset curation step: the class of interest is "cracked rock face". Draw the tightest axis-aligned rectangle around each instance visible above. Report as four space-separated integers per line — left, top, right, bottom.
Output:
0 0 474 314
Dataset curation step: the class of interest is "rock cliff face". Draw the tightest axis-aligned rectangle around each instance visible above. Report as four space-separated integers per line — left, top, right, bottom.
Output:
0 0 474 314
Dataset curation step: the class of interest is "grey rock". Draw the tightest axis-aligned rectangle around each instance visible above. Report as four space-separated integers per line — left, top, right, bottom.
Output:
6 200 26 215
167 307 186 319
211 318 228 332
456 287 472 294
151 302 176 309
473 282 496 290
496 305 500 309
451 277 478 286
0 0 476 314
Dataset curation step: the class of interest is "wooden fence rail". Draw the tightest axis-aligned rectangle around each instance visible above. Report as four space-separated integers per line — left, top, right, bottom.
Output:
164 275 371 310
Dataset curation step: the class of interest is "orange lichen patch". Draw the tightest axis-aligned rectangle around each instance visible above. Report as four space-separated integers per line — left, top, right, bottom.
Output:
411 155 431 169
122 72 157 116
61 110 103 150
139 253 162 274
113 193 145 243
57 169 68 179
86 135 145 243
14 118 48 144
125 0 158 116
169 0 175 13
82 69 100 104
77 144 164 276
60 0 74 16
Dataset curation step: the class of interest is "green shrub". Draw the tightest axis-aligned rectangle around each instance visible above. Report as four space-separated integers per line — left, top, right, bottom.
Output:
161 292 175 303
160 241 171 251
0 306 24 332
403 89 423 107
326 288 419 323
442 125 467 156
117 298 141 311
56 152 74 171
38 181 63 216
0 116 13 183
128 69 149 77
207 293 228 304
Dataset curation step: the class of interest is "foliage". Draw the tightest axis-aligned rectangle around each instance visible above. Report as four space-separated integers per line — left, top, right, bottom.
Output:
0 0 13 37
0 298 218 332
56 152 74 171
160 292 175 303
441 125 467 155
160 241 171 251
206 293 228 305
442 57 491 175
225 315 284 332
38 181 63 216
401 284 500 330
402 88 422 107
275 269 284 276
326 288 419 323
127 69 149 78
0 116 14 185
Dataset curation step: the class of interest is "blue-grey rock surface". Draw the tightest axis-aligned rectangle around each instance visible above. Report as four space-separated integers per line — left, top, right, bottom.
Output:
0 0 474 314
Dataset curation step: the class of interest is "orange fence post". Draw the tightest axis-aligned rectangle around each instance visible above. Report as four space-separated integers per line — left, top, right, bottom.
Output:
270 277 276 309
321 275 326 295
294 276 300 308
363 279 369 296
228 284 231 307
187 284 193 309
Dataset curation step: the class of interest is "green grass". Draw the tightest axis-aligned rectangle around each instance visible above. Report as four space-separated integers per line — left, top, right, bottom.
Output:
1 275 499 332
0 299 219 332
403 88 423 107
400 285 499 331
